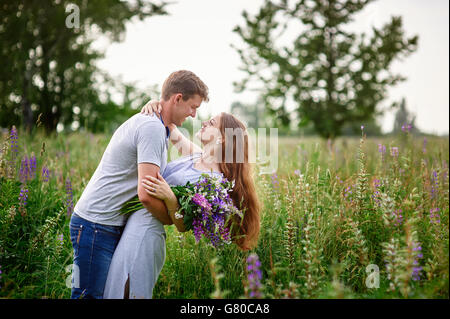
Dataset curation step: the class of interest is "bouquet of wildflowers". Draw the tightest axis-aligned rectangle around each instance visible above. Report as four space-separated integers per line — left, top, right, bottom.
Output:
121 174 243 248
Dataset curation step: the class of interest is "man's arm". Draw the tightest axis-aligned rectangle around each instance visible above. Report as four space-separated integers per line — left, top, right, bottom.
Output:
137 163 173 225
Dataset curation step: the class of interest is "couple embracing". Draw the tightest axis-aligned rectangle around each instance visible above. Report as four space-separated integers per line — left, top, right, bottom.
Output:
69 70 261 299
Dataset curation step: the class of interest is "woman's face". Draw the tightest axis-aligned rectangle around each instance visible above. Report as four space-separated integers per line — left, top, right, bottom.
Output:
195 114 222 145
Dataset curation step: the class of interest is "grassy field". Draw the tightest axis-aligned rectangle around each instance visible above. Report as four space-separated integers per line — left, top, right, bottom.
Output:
0 127 448 299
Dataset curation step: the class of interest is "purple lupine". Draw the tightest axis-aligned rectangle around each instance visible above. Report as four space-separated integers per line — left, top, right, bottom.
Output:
246 253 263 298
429 208 441 224
411 242 423 281
430 170 438 200
392 209 403 226
373 179 381 188
390 147 399 158
344 184 356 203
41 166 50 182
65 177 74 217
422 138 427 154
371 179 382 207
10 126 19 151
401 123 412 133
18 186 29 216
271 173 279 190
378 144 386 154
19 186 28 205
378 144 386 162
29 155 37 179
19 155 37 183
19 156 29 183
192 193 212 211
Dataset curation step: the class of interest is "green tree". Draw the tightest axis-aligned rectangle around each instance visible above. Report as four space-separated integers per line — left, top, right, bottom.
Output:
0 0 168 134
230 100 267 129
233 0 418 139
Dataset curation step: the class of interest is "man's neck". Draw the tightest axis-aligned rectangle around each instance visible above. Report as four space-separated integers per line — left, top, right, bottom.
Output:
160 101 173 126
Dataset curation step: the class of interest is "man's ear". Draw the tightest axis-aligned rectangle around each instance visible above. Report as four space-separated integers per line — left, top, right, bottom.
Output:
174 93 183 104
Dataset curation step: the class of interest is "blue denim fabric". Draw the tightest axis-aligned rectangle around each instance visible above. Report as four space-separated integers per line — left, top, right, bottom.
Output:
69 213 124 299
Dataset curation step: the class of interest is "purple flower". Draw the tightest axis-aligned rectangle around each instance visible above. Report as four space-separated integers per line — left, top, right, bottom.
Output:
10 126 19 156
392 209 403 226
401 123 412 133
422 138 427 154
294 169 301 176
29 155 37 179
431 171 438 200
19 155 37 183
18 186 29 216
42 166 50 182
19 156 29 183
271 173 279 190
411 242 423 281
65 178 74 217
192 193 212 211
429 208 441 224
373 179 381 188
246 253 263 298
390 147 399 158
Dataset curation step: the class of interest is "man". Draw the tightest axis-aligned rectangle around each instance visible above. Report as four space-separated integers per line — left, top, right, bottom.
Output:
69 70 209 299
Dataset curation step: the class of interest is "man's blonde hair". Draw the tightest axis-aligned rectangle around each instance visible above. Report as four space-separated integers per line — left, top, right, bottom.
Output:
161 70 209 102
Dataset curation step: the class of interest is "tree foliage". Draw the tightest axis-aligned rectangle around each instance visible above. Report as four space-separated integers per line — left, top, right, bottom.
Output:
233 0 418 139
0 0 168 133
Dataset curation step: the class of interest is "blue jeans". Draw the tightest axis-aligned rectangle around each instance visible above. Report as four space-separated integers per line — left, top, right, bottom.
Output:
69 213 124 299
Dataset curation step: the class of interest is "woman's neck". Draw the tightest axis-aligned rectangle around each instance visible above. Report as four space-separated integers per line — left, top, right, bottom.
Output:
198 143 221 172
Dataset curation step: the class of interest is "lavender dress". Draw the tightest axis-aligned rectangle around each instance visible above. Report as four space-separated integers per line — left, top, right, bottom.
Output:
103 152 222 299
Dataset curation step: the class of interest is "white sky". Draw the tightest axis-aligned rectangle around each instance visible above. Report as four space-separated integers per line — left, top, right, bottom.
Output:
95 0 449 135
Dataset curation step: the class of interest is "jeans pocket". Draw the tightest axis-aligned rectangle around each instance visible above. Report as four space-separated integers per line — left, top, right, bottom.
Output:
95 224 122 239
70 224 83 257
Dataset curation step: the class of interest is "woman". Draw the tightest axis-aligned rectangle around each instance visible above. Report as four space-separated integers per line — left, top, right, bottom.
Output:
103 101 260 299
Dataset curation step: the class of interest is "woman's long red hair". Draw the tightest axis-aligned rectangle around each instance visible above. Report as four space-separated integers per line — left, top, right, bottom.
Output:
218 112 260 251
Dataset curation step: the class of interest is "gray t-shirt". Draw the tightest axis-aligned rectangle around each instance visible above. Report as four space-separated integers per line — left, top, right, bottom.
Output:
74 113 168 226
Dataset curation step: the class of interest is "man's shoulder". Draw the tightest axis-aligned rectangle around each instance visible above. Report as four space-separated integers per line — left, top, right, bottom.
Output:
128 113 165 132
130 114 167 143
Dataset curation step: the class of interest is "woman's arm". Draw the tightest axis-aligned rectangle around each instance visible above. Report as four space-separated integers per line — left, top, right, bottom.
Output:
141 172 186 232
141 100 202 156
168 125 203 157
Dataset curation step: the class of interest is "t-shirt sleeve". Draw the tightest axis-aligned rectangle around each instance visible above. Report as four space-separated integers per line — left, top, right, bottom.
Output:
135 120 166 167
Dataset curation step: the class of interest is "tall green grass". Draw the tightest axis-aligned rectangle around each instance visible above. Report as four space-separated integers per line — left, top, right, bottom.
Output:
0 127 448 298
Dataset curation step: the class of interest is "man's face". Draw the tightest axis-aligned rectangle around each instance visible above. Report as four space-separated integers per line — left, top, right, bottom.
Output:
172 94 203 126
